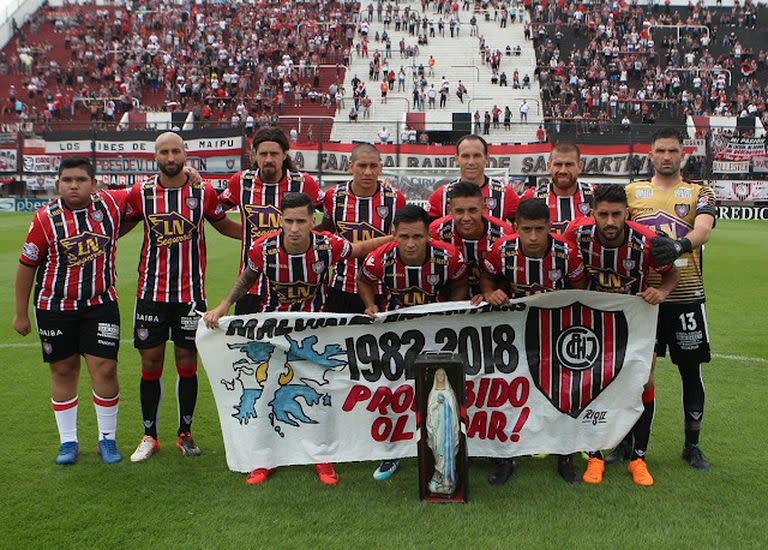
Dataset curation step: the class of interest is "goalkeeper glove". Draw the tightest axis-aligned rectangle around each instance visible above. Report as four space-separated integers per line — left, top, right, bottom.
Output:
650 235 692 265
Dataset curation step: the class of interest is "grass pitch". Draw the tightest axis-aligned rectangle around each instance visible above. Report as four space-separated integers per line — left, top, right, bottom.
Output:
0 213 766 548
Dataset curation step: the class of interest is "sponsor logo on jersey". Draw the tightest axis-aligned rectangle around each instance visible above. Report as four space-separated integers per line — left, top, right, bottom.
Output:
390 286 435 307
587 265 636 293
634 188 653 199
244 204 282 239
526 302 628 417
337 220 385 242
22 242 40 261
271 281 320 304
60 231 111 267
674 188 692 199
39 328 63 337
148 212 196 246
136 313 160 322
674 203 691 218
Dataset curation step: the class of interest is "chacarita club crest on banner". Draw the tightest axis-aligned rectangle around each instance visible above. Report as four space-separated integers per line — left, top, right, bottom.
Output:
220 334 347 436
525 302 628 418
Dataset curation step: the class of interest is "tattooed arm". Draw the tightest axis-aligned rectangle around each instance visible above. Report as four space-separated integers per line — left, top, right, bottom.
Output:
202 267 260 328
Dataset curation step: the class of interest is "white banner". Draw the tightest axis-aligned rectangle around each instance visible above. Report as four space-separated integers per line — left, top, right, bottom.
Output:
712 136 766 161
711 180 768 202
0 149 16 172
752 156 768 173
712 160 751 174
197 292 656 473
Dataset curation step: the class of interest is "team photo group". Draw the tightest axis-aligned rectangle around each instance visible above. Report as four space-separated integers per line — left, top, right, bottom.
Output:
12 124 716 491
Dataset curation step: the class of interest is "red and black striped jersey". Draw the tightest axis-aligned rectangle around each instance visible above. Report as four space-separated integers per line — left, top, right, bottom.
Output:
563 219 673 294
426 177 519 222
429 214 513 297
19 190 127 311
361 240 467 311
125 176 225 304
247 230 351 312
521 182 595 234
221 169 322 295
483 234 586 298
323 180 407 294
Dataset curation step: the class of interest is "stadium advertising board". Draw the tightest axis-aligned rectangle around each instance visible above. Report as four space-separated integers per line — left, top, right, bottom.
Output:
0 197 50 212
712 180 768 202
37 129 243 174
197 292 655 473
716 205 768 220
291 143 666 177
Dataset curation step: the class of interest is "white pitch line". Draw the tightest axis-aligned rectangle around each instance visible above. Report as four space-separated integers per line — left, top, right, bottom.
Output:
0 339 135 349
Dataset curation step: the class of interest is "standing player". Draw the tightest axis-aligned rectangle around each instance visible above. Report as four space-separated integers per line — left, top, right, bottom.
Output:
359 205 468 480
426 134 519 223
203 192 391 485
429 181 513 300
13 156 125 465
124 132 241 463
564 184 679 486
219 127 322 314
316 143 406 313
625 128 717 471
476 198 587 485
522 142 595 234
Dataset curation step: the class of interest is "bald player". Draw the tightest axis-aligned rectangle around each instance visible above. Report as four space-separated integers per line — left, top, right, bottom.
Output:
122 132 241 463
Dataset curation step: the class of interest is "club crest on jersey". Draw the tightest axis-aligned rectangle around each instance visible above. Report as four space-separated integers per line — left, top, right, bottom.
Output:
485 197 498 210
60 231 110 267
548 269 562 282
577 202 591 215
90 210 104 222
312 260 326 274
622 259 636 271
525 303 628 417
42 342 53 355
148 212 196 246
427 274 441 285
376 205 390 218
674 203 690 218
185 197 199 209
137 327 149 341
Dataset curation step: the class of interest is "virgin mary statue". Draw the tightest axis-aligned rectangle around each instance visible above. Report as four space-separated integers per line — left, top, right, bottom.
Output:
426 368 460 495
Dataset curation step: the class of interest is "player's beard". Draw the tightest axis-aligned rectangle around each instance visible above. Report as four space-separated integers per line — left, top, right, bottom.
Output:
654 162 680 176
552 173 577 190
260 163 280 182
159 161 184 177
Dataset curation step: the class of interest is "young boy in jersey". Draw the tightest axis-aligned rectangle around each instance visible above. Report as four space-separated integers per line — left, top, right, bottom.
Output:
565 184 679 486
122 132 241 463
203 192 391 485
476 198 587 486
14 156 125 465
430 180 513 300
359 204 468 480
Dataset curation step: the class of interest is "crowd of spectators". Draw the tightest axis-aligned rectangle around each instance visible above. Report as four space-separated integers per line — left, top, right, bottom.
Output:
529 0 768 134
1 0 358 129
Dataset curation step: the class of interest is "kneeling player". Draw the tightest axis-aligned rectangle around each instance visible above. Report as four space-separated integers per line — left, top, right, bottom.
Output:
359 204 468 480
476 198 587 486
14 156 125 465
203 192 391 485
565 184 679 486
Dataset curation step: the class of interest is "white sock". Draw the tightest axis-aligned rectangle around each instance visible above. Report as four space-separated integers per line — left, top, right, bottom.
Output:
52 395 78 444
92 390 119 441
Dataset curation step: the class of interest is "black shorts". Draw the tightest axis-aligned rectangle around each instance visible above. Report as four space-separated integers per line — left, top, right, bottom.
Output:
324 287 385 314
35 301 120 363
134 299 207 350
655 300 711 365
234 294 263 315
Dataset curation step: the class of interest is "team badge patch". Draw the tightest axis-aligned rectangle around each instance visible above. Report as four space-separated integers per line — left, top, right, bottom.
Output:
427 274 441 285
485 197 498 210
577 202 591 215
42 342 53 355
137 328 149 341
525 302 628 417
91 210 104 222
622 259 636 271
312 260 326 274
376 205 390 218
22 242 39 261
548 269 562 282
674 203 690 217
185 197 199 209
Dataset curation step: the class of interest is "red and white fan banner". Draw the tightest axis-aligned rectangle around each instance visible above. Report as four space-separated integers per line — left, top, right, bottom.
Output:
712 180 768 202
197 291 656 473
